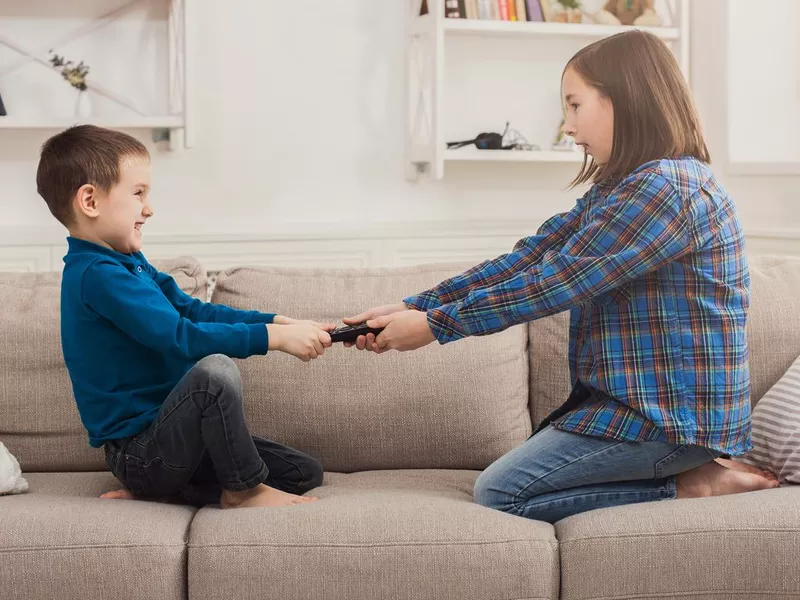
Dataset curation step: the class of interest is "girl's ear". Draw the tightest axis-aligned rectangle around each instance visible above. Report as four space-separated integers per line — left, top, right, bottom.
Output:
75 184 100 219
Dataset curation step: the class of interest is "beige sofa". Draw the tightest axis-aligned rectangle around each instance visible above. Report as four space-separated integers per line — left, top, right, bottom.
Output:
1 255 799 600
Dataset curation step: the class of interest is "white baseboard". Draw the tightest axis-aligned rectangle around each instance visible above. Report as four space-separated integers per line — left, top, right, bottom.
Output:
1 222 799 272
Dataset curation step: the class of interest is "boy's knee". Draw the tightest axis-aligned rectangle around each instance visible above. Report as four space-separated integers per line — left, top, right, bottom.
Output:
193 354 242 394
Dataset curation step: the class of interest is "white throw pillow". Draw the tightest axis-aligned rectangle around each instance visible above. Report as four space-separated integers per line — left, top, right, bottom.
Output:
736 355 800 485
0 441 29 495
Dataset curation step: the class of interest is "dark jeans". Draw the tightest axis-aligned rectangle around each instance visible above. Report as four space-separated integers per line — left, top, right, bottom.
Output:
103 354 324 507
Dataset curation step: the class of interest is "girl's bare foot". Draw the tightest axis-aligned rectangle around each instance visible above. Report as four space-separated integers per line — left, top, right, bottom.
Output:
99 488 136 500
676 460 780 499
714 457 778 482
220 483 319 509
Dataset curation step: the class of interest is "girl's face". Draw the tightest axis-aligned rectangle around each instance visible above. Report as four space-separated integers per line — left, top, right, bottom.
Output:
561 67 614 165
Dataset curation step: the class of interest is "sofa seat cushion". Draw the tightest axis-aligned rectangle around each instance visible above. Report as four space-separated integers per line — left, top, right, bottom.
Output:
0 473 195 600
0 257 208 472
211 265 532 472
188 470 559 600
556 487 800 600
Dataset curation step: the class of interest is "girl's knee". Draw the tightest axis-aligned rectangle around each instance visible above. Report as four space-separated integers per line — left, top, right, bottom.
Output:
473 467 519 514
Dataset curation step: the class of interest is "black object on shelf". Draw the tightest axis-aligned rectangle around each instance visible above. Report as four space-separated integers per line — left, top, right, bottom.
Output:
0 90 6 116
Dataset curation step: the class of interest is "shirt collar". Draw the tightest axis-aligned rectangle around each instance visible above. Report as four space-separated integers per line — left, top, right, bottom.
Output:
65 236 140 266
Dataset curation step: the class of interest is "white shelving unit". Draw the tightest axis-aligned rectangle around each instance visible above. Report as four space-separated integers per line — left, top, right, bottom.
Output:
405 0 690 180
0 0 195 150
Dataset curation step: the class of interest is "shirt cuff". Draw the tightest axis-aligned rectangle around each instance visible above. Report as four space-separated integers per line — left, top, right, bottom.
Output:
426 303 469 344
247 323 269 355
403 291 443 311
258 312 276 324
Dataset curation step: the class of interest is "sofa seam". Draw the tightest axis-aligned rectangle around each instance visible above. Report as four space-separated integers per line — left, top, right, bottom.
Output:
563 591 799 600
187 539 559 550
0 543 187 552
558 526 800 543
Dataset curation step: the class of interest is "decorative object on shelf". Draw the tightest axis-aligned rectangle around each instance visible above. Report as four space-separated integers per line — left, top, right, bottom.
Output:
593 0 662 27
448 122 541 151
48 50 92 117
0 89 6 116
552 0 583 23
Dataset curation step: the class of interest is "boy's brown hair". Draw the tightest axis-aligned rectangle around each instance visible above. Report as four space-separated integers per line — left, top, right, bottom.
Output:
36 125 149 226
565 30 710 187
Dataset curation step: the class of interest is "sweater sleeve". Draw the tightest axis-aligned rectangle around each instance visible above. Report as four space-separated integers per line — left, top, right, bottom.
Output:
82 260 269 361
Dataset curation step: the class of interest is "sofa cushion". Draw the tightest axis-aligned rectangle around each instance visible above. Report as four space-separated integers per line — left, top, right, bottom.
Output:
0 257 207 472
188 470 558 600
0 472 195 600
528 255 800 428
211 265 531 472
556 487 800 600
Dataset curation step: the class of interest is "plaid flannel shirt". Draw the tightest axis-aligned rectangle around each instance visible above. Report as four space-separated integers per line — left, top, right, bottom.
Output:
404 157 752 455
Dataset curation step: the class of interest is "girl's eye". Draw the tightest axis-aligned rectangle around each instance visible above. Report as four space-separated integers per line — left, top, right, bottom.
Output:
570 103 579 111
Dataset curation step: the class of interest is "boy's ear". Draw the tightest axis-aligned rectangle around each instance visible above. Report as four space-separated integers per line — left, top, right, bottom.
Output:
75 184 100 219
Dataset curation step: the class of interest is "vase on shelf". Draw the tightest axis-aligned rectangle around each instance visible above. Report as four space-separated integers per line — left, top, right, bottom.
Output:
74 90 91 118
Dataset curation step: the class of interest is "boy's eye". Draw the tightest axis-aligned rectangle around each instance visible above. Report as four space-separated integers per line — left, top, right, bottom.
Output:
135 190 144 196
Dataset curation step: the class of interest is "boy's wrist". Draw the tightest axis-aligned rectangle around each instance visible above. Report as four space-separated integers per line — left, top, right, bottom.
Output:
266 324 283 351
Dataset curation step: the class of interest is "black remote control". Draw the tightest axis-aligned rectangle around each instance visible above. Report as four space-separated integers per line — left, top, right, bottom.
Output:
329 323 385 343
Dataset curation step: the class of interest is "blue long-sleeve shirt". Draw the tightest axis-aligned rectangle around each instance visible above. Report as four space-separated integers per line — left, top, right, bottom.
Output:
61 237 275 447
404 157 752 455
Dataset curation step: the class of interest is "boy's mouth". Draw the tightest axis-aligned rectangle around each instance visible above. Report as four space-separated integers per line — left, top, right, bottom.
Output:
134 222 144 231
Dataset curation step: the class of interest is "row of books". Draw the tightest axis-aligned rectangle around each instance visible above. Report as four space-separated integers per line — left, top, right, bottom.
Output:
442 0 556 21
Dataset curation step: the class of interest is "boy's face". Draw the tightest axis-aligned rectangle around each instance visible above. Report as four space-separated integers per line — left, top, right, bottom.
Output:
91 156 153 254
561 67 614 165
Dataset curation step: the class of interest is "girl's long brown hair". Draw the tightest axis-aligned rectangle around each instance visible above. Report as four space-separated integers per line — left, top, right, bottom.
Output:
565 30 710 188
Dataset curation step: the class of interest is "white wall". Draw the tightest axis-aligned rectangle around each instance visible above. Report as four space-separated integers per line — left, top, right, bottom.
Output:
0 0 797 250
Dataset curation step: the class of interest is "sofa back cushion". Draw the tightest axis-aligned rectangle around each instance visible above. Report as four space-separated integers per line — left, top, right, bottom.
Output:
0 257 207 472
527 255 800 428
211 264 531 472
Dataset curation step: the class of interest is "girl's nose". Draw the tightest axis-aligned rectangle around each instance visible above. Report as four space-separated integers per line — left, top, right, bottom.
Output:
561 121 576 137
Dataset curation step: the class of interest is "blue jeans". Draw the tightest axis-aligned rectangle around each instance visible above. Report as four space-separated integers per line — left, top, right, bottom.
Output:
473 424 721 523
103 354 323 506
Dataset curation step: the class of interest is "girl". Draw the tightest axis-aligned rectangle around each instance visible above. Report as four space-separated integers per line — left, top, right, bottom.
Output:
343 30 778 523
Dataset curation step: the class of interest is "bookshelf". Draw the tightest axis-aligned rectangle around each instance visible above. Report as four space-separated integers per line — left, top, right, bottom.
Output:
0 0 195 150
405 0 690 180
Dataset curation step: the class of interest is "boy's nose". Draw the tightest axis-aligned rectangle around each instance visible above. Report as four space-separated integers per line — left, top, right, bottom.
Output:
143 203 154 218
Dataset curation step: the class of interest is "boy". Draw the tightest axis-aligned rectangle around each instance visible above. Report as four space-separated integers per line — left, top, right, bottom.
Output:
37 125 330 508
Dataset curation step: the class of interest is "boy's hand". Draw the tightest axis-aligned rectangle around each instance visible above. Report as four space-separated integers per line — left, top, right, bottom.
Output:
343 303 409 349
273 315 336 332
267 323 332 362
362 310 435 353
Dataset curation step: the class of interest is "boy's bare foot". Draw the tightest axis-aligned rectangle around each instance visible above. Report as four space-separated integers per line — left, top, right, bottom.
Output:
99 488 136 500
676 460 780 499
714 457 778 482
220 483 319 509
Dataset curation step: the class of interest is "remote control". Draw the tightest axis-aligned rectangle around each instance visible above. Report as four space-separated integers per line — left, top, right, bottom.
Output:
329 323 385 343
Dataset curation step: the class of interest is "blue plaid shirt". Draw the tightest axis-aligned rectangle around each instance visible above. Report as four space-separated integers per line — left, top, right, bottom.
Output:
404 157 752 455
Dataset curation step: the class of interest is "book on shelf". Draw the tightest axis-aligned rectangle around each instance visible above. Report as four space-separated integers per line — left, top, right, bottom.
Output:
443 0 553 21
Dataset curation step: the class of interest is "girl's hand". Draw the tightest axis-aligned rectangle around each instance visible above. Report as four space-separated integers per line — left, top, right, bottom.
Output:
342 303 409 349
267 323 332 362
364 310 436 354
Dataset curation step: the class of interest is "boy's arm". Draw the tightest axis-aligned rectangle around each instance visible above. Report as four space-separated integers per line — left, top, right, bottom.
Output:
83 261 269 360
403 195 589 311
146 265 276 325
425 172 693 342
